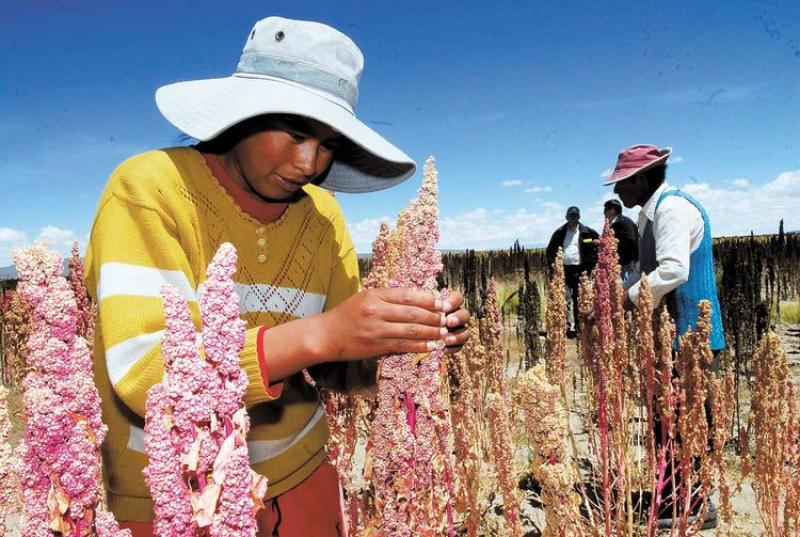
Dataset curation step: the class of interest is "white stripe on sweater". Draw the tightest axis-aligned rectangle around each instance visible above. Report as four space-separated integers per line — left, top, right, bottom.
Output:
106 330 165 386
98 264 325 386
97 263 325 317
247 404 327 463
126 403 327 462
235 283 326 318
127 422 146 453
98 262 197 302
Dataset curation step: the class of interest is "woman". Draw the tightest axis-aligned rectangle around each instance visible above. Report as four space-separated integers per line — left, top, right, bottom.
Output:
86 16 469 536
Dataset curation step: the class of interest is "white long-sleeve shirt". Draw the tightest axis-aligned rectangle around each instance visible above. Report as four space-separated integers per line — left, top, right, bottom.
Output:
625 182 705 306
562 227 581 265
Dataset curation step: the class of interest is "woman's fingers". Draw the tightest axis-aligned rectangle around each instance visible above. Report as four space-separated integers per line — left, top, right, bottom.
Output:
380 303 445 327
375 287 445 312
384 322 447 343
445 307 470 329
322 287 472 361
443 326 469 350
373 289 471 352
443 290 465 313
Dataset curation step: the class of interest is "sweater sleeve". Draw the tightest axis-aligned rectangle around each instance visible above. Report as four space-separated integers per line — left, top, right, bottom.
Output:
324 214 361 312
304 207 365 393
87 191 279 419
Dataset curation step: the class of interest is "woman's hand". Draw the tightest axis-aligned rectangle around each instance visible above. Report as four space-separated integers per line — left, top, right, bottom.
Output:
262 288 472 383
441 291 470 353
311 288 451 362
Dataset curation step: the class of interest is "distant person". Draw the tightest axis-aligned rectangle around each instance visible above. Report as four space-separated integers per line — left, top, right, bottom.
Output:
546 206 599 336
603 198 639 280
605 143 725 530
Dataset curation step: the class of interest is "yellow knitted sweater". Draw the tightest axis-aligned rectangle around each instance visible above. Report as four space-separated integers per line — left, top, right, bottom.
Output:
85 147 360 522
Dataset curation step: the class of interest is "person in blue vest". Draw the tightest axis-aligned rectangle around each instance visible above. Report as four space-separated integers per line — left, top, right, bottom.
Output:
604 143 726 530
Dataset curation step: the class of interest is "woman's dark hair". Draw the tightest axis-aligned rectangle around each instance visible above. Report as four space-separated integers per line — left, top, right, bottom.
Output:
187 113 357 188
192 114 287 154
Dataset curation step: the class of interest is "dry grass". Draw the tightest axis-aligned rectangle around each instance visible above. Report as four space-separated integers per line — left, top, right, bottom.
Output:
778 299 800 325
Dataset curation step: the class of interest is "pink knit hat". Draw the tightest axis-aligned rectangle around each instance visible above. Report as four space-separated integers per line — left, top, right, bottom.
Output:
604 144 672 186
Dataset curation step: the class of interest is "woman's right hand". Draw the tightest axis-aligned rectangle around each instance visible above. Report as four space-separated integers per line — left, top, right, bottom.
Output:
310 288 448 363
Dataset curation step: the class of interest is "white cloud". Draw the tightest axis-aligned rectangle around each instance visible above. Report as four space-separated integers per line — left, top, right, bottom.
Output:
586 170 799 236
0 228 27 244
437 206 567 250
347 217 392 253
524 185 553 193
346 169 800 255
0 228 29 267
671 155 685 164
501 179 523 187
37 225 80 248
0 226 86 268
679 170 800 236
541 201 563 211
601 168 613 179
349 202 567 252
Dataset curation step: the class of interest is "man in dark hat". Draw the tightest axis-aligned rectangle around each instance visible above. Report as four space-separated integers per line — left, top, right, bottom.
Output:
603 198 639 280
546 206 599 336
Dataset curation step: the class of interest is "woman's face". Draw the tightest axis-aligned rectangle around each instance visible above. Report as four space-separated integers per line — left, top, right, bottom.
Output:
227 115 342 201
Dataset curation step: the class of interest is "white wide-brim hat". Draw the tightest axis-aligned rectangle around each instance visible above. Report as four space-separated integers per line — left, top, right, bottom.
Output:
155 17 416 193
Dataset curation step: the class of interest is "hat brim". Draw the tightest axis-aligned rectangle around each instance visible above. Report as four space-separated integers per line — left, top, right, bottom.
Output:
602 148 672 186
156 75 416 193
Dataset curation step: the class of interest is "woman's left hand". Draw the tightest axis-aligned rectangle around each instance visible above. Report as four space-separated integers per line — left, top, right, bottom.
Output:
442 290 470 353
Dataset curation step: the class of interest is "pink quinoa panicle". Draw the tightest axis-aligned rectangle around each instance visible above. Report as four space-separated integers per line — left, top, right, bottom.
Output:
391 156 442 290
516 364 580 535
199 242 246 379
67 242 95 348
363 221 392 289
486 393 522 536
1 287 32 386
0 385 16 537
368 157 456 536
448 320 483 537
10 241 128 537
198 243 249 422
94 508 133 537
143 384 194 537
321 218 394 532
412 290 455 534
482 278 507 397
590 225 617 536
201 243 259 536
144 242 262 537
544 249 566 386
210 444 257 536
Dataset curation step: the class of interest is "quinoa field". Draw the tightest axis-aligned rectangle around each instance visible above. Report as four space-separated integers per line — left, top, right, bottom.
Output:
2 161 800 536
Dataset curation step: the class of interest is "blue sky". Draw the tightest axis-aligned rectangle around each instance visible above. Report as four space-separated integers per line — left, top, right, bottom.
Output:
1 0 799 265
